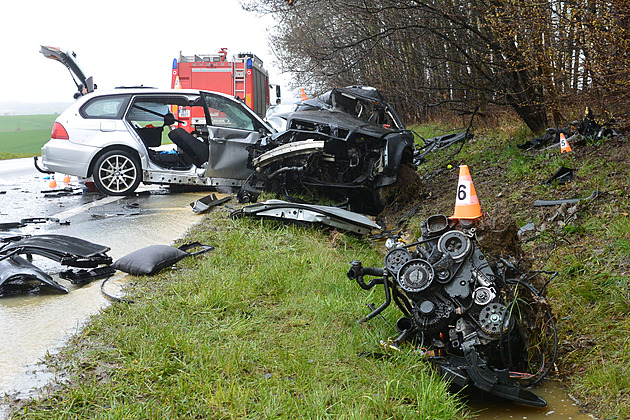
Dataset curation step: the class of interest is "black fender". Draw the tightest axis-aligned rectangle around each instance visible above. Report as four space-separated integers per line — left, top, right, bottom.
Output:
376 130 414 188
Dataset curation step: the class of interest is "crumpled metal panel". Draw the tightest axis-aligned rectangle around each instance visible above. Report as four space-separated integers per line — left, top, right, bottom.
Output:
0 255 69 294
231 200 381 235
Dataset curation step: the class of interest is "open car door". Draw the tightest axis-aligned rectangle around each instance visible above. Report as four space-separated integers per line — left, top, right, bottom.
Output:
200 92 272 180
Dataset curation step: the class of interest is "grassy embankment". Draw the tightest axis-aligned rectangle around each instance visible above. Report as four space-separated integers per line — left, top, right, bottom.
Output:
10 112 630 419
410 115 630 419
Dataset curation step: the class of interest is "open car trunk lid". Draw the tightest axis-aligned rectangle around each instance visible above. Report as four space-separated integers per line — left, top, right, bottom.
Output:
40 45 94 97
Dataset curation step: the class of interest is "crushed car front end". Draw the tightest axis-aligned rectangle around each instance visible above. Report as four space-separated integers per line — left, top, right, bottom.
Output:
248 108 415 214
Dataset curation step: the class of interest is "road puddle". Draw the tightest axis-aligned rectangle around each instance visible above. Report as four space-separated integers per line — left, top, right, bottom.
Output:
467 379 594 419
0 187 223 404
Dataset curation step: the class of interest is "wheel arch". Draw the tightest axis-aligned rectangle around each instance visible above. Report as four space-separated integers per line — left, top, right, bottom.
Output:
88 145 141 178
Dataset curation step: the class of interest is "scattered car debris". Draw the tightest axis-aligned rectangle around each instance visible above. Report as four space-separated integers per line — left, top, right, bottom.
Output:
0 218 65 231
0 234 112 268
43 187 83 198
59 266 117 285
0 234 114 295
0 222 24 230
413 131 471 165
518 127 570 150
88 203 143 218
346 214 556 406
517 222 536 238
190 194 232 214
543 166 574 186
230 200 381 235
533 191 599 207
518 108 618 150
0 254 69 294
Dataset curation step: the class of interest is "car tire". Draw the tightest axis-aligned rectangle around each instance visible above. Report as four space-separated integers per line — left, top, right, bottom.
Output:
93 149 142 196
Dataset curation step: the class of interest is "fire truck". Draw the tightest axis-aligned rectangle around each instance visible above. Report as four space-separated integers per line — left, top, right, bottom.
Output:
171 48 280 131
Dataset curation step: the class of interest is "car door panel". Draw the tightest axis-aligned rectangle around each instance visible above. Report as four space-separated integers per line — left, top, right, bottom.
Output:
205 127 260 179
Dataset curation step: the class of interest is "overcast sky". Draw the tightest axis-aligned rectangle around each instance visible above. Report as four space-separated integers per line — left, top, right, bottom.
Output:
1 0 294 104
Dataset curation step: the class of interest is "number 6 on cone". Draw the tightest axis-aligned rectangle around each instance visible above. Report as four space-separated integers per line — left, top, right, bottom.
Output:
452 165 482 220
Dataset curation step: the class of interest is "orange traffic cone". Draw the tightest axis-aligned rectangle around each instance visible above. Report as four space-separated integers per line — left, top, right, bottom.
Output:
48 174 57 188
63 174 71 184
300 88 309 101
452 165 482 220
560 133 572 153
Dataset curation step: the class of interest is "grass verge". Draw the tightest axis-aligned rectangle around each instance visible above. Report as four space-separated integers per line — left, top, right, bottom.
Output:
13 212 467 419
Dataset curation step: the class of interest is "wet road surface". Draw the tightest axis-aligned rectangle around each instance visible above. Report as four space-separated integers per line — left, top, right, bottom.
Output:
0 159 216 399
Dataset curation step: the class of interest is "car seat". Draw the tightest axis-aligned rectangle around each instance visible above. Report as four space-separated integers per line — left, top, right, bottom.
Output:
168 128 210 167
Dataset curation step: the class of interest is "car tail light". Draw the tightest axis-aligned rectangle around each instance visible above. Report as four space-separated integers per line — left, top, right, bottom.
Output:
51 122 69 140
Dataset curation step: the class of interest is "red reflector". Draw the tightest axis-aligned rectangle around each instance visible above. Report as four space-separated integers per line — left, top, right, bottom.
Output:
51 122 69 140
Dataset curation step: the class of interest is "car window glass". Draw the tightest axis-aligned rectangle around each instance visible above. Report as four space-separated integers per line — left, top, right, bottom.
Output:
127 102 171 128
82 96 127 119
203 95 256 131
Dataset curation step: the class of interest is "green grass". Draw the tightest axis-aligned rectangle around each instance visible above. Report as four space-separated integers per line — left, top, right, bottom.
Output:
15 214 467 419
0 114 56 158
10 112 630 419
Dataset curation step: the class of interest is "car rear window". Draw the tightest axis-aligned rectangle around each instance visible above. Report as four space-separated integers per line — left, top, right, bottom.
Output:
81 95 130 119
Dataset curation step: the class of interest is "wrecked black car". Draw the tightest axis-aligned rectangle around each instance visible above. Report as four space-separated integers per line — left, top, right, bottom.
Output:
347 214 557 406
245 86 416 214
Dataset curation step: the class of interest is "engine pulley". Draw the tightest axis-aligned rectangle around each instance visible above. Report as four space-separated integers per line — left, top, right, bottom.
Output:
384 248 412 276
478 303 509 336
473 286 496 306
437 230 472 262
397 259 434 293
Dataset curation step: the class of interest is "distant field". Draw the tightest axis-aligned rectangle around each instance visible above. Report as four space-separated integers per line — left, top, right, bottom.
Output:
0 114 56 159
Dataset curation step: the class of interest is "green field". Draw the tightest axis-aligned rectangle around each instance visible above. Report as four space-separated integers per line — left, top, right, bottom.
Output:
0 114 56 159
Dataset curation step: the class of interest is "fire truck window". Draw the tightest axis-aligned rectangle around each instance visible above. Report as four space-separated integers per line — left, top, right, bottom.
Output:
204 95 256 131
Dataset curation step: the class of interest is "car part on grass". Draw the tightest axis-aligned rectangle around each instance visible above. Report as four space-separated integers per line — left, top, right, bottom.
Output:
0 254 69 294
346 214 557 407
413 131 471 165
231 200 381 235
533 190 599 207
190 193 232 214
543 166 574 186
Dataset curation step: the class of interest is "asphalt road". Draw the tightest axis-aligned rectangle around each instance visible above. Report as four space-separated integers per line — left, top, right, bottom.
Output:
0 158 215 399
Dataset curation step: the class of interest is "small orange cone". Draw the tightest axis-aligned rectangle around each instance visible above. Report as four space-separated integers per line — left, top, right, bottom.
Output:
452 165 482 220
63 174 71 184
300 88 309 101
48 174 57 188
559 133 572 153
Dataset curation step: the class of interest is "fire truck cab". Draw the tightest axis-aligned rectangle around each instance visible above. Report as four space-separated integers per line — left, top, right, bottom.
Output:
171 49 277 131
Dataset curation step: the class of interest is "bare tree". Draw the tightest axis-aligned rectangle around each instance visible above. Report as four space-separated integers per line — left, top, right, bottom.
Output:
245 0 630 131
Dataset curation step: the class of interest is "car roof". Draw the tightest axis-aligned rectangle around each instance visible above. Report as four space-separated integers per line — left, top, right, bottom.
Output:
84 88 234 98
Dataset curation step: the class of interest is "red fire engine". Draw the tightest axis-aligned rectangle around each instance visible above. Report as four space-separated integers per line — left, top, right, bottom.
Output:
171 48 279 131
